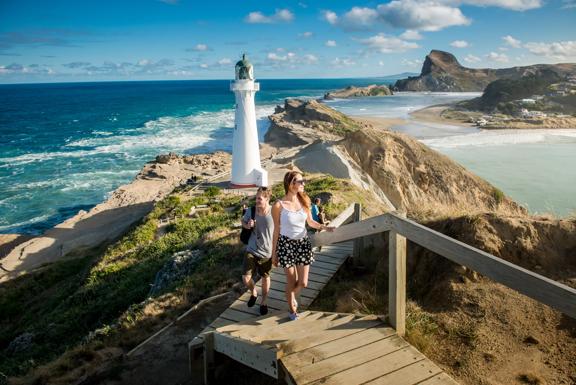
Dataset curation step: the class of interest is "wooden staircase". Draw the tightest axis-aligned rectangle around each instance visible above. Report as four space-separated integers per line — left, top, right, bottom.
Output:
204 310 459 385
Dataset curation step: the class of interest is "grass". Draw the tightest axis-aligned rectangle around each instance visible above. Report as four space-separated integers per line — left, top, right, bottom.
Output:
492 188 505 206
405 301 439 354
2 174 353 382
0 188 241 379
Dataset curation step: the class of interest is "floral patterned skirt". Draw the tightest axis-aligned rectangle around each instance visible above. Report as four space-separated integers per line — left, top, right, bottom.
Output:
277 234 314 268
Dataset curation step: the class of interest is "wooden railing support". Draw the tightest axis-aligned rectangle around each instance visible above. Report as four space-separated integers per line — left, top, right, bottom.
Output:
312 206 576 321
353 203 363 259
388 229 407 336
203 332 216 385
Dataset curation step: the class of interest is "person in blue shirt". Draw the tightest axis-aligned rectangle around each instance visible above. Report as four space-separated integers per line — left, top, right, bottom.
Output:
311 197 323 224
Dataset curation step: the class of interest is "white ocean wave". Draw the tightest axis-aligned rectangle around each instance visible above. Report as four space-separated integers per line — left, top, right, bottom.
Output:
2 169 140 193
0 105 275 167
0 213 51 231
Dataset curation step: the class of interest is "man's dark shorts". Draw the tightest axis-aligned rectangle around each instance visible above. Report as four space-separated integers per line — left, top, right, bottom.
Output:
243 252 272 278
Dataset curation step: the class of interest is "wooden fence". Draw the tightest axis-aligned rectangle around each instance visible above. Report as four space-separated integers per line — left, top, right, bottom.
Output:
312 204 576 336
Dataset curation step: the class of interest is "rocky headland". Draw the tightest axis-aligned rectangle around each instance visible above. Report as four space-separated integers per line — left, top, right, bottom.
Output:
394 50 576 92
323 84 392 100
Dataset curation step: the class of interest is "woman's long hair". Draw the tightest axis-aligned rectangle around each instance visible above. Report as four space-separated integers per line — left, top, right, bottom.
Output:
283 171 311 210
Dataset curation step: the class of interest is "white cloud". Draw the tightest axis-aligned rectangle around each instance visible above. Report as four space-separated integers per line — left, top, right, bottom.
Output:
460 0 542 11
266 51 317 66
377 1 471 32
400 30 423 40
464 54 481 63
325 40 337 47
487 51 509 62
499 47 509 51
245 12 271 23
302 54 319 64
322 10 339 25
358 33 420 53
524 40 576 60
502 35 522 48
267 52 288 62
0 63 55 75
561 0 576 8
245 9 294 24
450 40 469 48
190 44 210 52
299 31 313 38
275 9 295 22
339 7 379 30
217 58 232 66
199 63 209 69
402 58 422 67
331 57 357 67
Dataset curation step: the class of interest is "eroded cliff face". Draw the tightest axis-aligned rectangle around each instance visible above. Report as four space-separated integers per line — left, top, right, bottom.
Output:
394 50 576 92
265 99 362 148
342 127 526 217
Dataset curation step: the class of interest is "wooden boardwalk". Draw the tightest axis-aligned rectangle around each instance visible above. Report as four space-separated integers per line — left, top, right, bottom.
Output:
188 241 355 348
209 310 459 385
190 238 459 384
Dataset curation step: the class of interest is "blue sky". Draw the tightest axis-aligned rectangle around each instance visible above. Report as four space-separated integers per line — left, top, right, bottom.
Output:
0 0 575 83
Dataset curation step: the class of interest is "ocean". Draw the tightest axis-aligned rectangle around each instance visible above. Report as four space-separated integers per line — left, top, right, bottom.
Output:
1 80 575 235
0 78 392 234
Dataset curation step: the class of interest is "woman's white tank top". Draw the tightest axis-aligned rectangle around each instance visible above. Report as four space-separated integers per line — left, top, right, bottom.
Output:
279 201 307 239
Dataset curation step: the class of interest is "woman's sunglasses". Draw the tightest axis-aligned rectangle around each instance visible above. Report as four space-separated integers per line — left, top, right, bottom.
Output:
292 179 306 185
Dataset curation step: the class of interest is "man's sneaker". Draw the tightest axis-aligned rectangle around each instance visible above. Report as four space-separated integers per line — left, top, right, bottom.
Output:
259 304 268 315
289 312 299 321
247 294 258 307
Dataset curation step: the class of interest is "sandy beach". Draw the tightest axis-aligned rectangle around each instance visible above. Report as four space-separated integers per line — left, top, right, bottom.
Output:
409 104 474 127
350 116 408 130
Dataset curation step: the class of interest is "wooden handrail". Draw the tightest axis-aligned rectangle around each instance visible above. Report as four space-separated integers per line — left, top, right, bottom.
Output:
311 210 576 323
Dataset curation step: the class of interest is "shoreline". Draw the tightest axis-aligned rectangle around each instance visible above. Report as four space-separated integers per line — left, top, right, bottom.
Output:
2 94 573 280
411 103 576 130
0 152 231 281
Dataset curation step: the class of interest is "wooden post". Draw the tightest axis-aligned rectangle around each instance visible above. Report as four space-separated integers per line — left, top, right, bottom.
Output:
353 203 363 259
388 229 406 336
203 332 216 385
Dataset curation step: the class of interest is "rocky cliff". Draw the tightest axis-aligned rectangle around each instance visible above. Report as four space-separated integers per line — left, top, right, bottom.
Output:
342 126 526 217
265 99 362 148
324 84 392 100
394 50 576 92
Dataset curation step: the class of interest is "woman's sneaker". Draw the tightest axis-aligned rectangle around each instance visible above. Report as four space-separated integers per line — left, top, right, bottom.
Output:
289 312 299 321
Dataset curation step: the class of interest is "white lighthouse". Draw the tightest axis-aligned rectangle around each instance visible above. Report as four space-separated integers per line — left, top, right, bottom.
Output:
230 54 268 187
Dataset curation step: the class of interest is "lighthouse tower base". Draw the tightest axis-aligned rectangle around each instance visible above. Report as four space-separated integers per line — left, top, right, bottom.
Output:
230 167 268 188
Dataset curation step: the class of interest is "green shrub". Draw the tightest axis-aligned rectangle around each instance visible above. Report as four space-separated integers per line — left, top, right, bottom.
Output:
492 188 505 205
204 186 221 198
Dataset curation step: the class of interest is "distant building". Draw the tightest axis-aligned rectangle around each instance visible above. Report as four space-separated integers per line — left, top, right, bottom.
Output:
521 98 536 105
520 108 547 118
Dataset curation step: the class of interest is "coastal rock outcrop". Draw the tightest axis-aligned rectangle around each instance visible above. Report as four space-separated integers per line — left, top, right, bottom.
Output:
324 84 392 100
265 99 362 147
394 50 576 92
342 126 526 216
